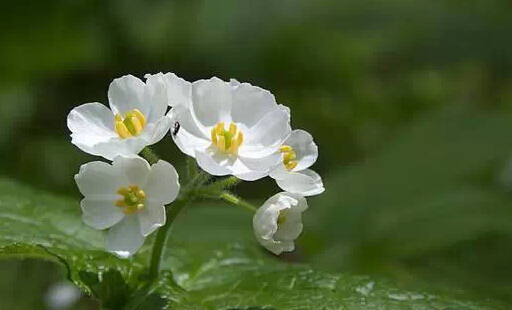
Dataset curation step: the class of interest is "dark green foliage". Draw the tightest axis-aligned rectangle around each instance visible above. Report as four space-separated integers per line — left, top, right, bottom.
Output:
0 179 510 309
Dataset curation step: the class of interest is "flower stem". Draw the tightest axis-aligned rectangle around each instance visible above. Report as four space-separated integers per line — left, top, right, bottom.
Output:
148 199 188 282
140 147 159 165
202 176 240 192
220 191 258 213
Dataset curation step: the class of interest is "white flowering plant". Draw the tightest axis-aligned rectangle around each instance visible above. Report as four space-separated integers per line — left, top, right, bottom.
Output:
64 72 322 288
0 73 502 310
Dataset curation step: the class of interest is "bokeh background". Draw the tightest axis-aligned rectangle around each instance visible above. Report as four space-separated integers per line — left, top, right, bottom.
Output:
1 0 512 309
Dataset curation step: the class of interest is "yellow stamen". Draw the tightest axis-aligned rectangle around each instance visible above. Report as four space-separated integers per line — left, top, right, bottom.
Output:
210 122 244 154
211 130 218 145
114 109 147 139
132 109 146 127
285 161 298 171
229 123 237 135
114 185 147 215
280 145 293 153
115 121 132 139
137 190 146 199
280 144 299 171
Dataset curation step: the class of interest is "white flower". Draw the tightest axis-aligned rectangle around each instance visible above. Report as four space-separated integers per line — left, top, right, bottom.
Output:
144 72 192 108
253 192 308 255
169 77 291 181
74 156 180 258
67 75 171 160
270 130 324 196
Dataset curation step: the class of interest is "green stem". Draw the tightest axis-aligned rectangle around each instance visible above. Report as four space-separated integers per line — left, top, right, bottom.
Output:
220 191 258 213
140 147 159 165
202 176 240 193
148 199 188 282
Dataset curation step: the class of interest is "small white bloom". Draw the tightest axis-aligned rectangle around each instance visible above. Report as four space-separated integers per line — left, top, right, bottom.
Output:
67 75 171 160
144 72 192 108
170 77 291 181
270 130 324 196
74 156 180 258
253 192 308 255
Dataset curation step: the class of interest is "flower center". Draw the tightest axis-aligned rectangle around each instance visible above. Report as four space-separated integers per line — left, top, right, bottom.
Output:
114 109 147 139
115 185 147 215
279 145 298 171
210 122 244 154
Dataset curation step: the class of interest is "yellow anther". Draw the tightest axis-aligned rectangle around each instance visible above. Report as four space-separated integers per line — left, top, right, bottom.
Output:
236 131 243 146
229 123 237 135
284 152 296 162
115 121 132 139
280 145 299 171
114 109 147 139
117 187 128 196
137 190 146 199
218 135 226 150
132 109 146 127
285 161 298 171
280 145 293 153
210 122 244 154
211 130 218 145
114 185 147 215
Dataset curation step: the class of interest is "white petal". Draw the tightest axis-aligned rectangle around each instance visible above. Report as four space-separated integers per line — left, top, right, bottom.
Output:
195 149 232 176
164 72 192 108
229 78 241 87
144 160 180 205
94 136 148 160
108 75 148 117
240 106 291 158
274 169 325 196
169 106 210 157
231 82 278 128
194 148 268 180
112 156 151 187
234 169 271 181
67 102 115 137
81 198 124 230
191 77 232 127
234 153 282 181
229 157 268 181
143 73 169 124
145 72 192 108
143 115 171 145
67 103 117 156
106 216 145 258
239 152 281 172
264 240 295 255
74 161 128 199
138 203 166 236
284 130 318 171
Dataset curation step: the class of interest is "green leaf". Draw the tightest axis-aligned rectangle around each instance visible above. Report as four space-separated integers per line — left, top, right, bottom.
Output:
0 177 509 309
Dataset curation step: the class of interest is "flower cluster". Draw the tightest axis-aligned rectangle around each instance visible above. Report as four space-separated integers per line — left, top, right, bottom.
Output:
68 73 324 258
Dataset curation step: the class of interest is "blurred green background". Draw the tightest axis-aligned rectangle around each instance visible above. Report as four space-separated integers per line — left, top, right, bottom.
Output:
1 0 512 309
